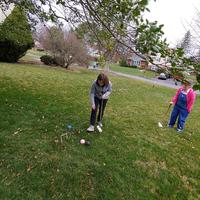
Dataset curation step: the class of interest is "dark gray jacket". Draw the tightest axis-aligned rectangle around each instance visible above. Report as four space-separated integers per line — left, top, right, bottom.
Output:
90 80 112 105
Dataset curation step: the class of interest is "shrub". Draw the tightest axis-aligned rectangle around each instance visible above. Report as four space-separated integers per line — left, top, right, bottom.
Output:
119 58 128 67
0 6 34 62
131 65 138 68
40 55 56 65
37 48 44 51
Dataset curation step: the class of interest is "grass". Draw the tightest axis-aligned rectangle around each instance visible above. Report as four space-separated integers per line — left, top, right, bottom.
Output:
0 62 200 200
19 49 47 62
109 63 157 79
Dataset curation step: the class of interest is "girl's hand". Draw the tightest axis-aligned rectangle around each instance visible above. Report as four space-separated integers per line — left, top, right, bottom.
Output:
92 104 96 110
102 94 107 99
169 101 173 105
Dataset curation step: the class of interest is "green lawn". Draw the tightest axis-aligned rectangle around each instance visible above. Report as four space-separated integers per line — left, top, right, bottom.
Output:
109 63 157 79
19 49 47 62
0 62 200 200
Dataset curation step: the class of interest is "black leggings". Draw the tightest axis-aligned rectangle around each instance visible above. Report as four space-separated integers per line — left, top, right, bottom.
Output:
90 97 108 126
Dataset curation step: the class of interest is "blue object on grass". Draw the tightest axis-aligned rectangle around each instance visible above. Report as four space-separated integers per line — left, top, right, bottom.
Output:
67 124 73 130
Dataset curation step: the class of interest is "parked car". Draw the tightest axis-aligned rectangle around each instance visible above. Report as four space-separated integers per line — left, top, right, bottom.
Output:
158 73 167 80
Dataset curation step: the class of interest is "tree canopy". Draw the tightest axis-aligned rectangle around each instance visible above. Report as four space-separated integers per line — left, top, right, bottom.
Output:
1 0 200 89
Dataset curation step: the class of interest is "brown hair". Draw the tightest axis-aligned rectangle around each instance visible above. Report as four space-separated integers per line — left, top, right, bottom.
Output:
97 73 109 86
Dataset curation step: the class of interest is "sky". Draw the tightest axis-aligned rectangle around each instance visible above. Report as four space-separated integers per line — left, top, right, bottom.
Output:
1 1 200 48
0 4 13 23
145 0 200 47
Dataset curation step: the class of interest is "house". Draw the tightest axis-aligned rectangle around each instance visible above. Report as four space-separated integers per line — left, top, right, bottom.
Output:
127 52 172 71
87 45 100 58
127 53 148 68
148 53 171 71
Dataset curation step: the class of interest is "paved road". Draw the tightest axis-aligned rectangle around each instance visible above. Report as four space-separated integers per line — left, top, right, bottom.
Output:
90 68 199 94
109 70 200 94
109 71 181 89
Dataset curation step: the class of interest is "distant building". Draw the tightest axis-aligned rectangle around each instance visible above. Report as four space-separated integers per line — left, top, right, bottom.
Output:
127 53 148 68
149 53 171 70
87 45 100 58
88 49 99 58
127 52 172 71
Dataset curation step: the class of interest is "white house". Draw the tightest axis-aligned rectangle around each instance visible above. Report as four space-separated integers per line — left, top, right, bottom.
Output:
127 53 148 68
87 46 100 58
149 53 171 71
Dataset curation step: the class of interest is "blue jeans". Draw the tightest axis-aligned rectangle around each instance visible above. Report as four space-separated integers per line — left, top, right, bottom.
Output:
169 105 189 130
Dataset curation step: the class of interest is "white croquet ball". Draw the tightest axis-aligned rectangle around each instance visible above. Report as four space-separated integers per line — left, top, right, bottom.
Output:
80 139 85 144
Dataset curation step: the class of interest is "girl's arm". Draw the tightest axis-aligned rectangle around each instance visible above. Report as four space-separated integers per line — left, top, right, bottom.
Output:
102 82 112 99
187 91 196 112
171 87 182 104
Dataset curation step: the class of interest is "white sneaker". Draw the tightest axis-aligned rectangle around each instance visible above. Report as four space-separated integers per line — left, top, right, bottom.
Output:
87 125 94 132
177 128 183 133
97 122 103 127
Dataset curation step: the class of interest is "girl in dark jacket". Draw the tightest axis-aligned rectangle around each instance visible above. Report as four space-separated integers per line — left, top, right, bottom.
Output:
87 73 112 132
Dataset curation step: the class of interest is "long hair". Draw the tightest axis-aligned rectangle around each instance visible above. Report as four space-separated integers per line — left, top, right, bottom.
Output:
97 73 109 86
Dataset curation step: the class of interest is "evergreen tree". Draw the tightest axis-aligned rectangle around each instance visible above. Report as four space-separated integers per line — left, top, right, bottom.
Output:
0 6 34 62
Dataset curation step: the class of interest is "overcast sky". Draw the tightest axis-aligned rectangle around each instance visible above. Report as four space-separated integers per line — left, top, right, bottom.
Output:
145 0 200 47
1 1 200 48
